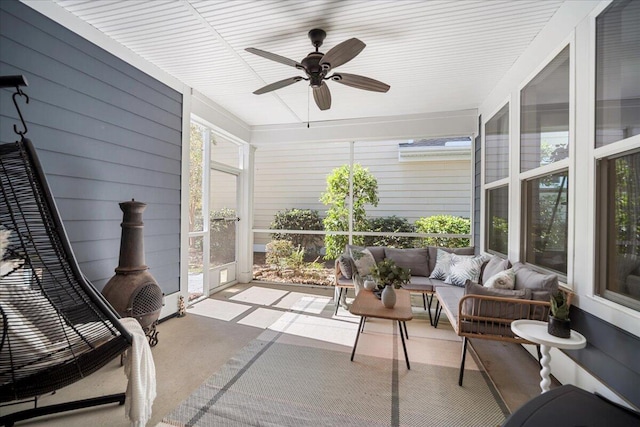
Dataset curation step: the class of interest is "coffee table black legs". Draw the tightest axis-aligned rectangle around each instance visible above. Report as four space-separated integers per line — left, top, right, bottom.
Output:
398 320 410 369
350 317 410 369
350 316 364 361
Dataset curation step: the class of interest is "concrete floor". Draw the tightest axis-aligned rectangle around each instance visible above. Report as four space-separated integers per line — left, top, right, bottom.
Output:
1 282 552 426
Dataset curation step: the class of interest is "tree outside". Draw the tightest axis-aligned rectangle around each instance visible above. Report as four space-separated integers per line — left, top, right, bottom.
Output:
321 164 379 259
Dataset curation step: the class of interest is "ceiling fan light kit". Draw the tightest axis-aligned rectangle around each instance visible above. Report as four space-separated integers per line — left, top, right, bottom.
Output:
246 29 390 111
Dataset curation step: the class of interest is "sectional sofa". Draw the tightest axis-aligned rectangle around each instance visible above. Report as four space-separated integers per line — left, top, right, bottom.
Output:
334 244 561 385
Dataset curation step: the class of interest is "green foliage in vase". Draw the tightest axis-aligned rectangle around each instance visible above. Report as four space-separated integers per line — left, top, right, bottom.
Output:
550 290 570 320
370 259 411 289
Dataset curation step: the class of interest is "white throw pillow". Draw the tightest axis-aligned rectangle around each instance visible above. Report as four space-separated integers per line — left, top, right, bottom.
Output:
429 249 453 280
445 254 489 287
483 268 516 290
349 247 376 277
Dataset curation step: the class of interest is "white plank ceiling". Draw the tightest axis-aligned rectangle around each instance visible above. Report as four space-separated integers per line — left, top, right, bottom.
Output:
49 0 565 127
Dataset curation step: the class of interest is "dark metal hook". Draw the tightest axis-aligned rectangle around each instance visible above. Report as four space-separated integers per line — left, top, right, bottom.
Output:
12 88 29 137
0 75 30 137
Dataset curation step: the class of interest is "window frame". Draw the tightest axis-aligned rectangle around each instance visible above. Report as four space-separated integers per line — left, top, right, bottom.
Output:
485 184 509 257
590 0 640 312
516 38 575 282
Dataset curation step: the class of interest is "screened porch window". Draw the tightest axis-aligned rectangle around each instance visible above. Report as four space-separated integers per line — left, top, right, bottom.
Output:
595 0 640 148
485 104 509 184
486 185 509 256
597 151 640 310
594 0 640 311
523 171 568 275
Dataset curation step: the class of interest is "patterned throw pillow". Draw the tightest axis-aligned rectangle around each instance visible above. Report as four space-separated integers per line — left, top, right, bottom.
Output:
429 249 453 280
337 254 353 279
349 247 376 277
445 254 489 287
483 268 516 290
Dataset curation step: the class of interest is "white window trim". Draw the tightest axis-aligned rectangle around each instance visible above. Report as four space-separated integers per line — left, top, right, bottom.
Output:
516 33 575 285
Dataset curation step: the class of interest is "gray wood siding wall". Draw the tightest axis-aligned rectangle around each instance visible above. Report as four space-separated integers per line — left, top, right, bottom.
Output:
0 0 182 294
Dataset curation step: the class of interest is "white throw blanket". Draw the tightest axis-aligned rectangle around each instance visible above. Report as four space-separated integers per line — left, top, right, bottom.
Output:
120 317 157 427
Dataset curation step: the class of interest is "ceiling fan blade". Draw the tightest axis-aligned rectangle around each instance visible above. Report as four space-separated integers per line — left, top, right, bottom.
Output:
245 47 303 69
253 76 303 94
319 38 366 70
313 82 331 110
330 73 390 93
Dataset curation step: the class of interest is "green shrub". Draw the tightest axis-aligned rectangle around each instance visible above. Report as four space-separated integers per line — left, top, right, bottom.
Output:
270 209 323 255
265 239 321 276
364 216 416 248
265 240 295 274
415 215 471 248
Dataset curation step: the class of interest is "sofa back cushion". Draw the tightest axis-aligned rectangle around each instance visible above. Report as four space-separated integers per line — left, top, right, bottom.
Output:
462 281 532 319
428 246 475 273
346 245 385 264
348 247 377 276
512 262 559 301
480 256 510 285
384 247 429 277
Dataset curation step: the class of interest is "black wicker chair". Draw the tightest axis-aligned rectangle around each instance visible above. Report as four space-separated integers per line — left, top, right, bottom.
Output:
1 77 132 426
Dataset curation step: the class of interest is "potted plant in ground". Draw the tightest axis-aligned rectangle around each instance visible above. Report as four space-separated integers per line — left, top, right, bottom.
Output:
548 289 571 338
370 259 411 308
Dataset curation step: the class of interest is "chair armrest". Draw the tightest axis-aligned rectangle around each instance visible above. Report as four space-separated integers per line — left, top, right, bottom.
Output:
457 294 551 342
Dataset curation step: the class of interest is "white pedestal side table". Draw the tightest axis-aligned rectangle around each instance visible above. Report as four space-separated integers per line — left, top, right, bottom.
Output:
511 319 586 394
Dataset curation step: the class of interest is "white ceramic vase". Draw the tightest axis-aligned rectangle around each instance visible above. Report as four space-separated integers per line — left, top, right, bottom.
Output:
381 284 396 308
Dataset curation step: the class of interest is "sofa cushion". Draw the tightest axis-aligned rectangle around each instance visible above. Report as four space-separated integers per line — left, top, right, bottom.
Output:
401 276 435 292
337 254 353 279
480 256 510 285
428 246 475 273
429 249 453 280
484 268 516 290
346 245 385 264
512 262 559 301
434 286 465 329
445 254 489 287
349 247 377 276
385 247 429 277
461 281 532 319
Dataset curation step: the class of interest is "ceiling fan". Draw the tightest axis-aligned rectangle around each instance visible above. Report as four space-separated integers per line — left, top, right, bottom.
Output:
246 29 390 111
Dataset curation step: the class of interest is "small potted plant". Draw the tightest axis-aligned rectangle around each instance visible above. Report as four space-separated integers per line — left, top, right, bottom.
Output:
370 259 411 308
548 289 571 338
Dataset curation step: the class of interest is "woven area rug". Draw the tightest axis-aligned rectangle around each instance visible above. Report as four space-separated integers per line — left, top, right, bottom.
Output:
162 327 508 427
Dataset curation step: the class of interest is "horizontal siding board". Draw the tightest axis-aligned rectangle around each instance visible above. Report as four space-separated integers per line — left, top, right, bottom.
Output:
0 98 182 160
49 176 180 205
0 1 181 295
1 41 181 130
40 151 180 190
0 82 180 147
57 200 180 222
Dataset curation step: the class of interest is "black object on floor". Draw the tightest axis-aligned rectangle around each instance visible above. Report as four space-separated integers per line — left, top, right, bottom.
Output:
501 384 640 427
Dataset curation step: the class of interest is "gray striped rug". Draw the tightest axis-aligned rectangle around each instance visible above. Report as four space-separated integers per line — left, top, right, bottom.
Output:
162 327 508 427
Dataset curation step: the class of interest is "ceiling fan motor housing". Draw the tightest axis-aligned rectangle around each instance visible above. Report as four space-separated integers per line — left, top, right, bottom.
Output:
301 52 327 87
